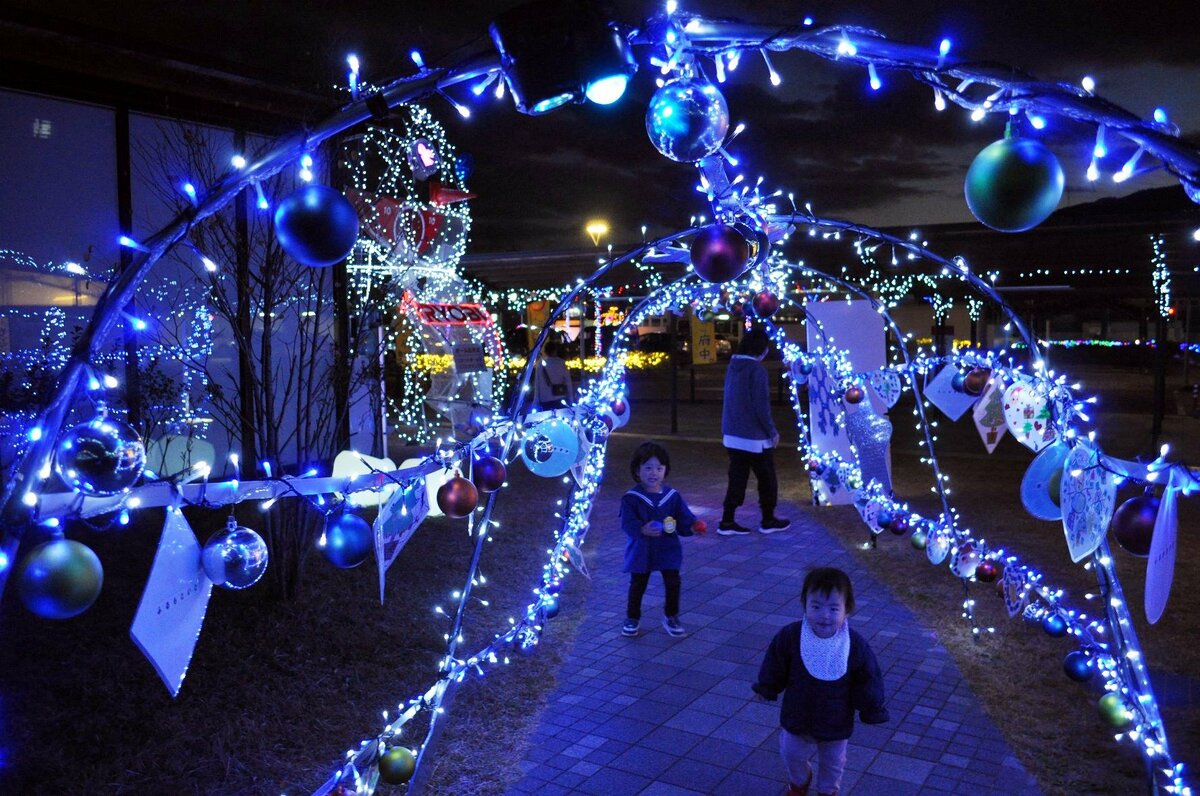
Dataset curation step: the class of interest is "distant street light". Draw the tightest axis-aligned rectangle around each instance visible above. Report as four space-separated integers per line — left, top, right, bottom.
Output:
585 219 609 246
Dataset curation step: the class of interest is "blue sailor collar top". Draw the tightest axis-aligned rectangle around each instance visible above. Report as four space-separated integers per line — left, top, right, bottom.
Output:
619 484 697 573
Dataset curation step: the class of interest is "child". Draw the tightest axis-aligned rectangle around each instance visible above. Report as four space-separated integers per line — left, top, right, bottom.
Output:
752 567 889 796
620 441 704 638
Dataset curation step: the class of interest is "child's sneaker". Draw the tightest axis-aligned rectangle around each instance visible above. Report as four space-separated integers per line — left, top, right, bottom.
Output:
621 618 640 637
717 520 752 536
662 616 687 637
759 517 792 534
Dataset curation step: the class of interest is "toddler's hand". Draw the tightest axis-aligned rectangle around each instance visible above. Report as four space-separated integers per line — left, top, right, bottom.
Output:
641 521 663 536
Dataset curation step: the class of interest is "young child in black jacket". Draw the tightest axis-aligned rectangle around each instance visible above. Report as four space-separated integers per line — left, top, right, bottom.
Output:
753 567 889 796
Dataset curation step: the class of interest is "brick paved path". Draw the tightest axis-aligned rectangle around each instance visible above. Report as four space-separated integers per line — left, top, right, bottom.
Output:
509 436 1041 796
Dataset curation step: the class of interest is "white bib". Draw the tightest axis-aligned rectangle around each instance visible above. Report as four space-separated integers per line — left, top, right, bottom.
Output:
800 619 850 681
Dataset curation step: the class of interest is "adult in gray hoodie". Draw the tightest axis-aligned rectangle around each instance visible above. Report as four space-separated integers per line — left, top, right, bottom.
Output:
718 326 791 535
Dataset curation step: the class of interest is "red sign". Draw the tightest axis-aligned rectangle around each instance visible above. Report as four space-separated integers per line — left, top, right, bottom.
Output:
411 301 490 326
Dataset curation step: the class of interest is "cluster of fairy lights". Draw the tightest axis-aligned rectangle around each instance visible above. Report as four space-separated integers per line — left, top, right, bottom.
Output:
1150 234 1173 319
6 5 1200 795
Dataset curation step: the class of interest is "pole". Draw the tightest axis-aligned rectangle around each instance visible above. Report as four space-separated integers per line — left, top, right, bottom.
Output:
116 106 142 428
668 311 678 434
1151 314 1167 450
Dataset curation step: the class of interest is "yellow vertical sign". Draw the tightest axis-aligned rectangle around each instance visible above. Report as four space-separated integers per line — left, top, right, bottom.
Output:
690 308 717 365
526 300 550 351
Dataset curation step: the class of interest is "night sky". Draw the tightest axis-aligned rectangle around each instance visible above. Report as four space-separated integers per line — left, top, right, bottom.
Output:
6 0 1200 251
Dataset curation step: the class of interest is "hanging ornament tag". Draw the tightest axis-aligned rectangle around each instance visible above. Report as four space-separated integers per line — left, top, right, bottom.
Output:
971 381 1008 454
1145 471 1179 624
1002 564 1028 618
130 508 213 697
1060 443 1117 563
926 530 950 565
1002 381 1056 452
375 478 430 604
924 365 980 421
866 369 901 409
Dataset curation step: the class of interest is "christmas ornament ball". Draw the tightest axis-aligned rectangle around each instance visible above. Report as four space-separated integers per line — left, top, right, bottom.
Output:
844 386 865 405
875 508 895 530
910 529 928 550
17 539 104 619
273 185 360 267
612 399 627 416
471 456 507 493
321 514 373 569
975 559 1000 583
752 291 780 318
693 519 707 534
963 368 990 396
437 476 479 518
888 514 910 536
964 136 1064 233
1097 693 1133 729
951 372 967 393
797 360 814 376
1042 613 1068 637
645 77 730 162
378 746 416 784
544 597 560 619
545 581 562 595
202 521 269 589
56 416 146 496
690 224 751 283
1112 494 1159 557
1063 651 1094 682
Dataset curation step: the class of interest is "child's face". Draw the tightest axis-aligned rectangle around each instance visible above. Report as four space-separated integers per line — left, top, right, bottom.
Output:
804 588 847 639
637 457 666 491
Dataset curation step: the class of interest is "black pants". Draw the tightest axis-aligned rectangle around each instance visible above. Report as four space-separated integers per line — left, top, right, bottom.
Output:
627 570 681 619
722 447 778 522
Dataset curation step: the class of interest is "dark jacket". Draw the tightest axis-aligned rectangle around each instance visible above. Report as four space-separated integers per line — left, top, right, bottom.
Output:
721 355 777 442
752 621 889 741
619 485 696 573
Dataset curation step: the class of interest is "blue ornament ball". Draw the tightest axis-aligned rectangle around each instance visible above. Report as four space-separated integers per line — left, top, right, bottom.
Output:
964 136 1064 232
273 185 360 267
56 416 145 496
1063 651 1094 682
202 520 269 589
1042 613 1068 638
17 539 104 619
876 508 895 530
544 597 560 619
321 513 374 569
951 372 967 393
645 77 729 162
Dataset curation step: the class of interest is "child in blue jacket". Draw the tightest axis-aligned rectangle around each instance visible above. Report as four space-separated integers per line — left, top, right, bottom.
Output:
753 567 889 796
620 441 704 638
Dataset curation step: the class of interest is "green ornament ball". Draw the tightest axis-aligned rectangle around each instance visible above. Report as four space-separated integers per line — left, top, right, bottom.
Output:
17 539 104 619
910 530 928 550
378 746 416 785
1097 693 1133 729
964 136 1064 232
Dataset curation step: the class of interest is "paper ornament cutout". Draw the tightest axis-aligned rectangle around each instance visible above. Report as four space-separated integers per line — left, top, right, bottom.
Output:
971 381 1008 454
1002 381 1056 452
856 496 889 534
332 450 399 508
375 479 430 603
926 530 951 565
1145 472 1179 624
866 369 902 409
401 458 452 518
949 543 982 579
924 366 981 421
131 509 213 697
520 417 579 478
1060 444 1117 563
1020 441 1069 521
1002 564 1028 618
